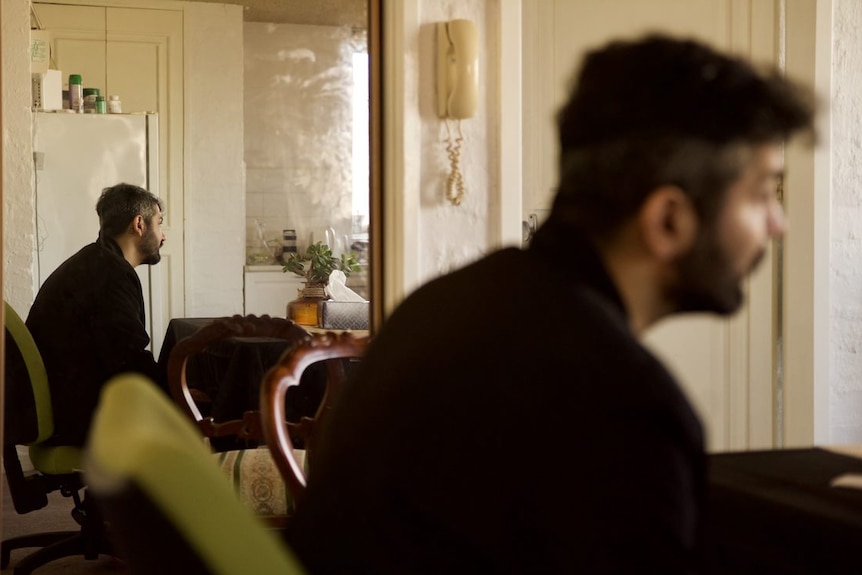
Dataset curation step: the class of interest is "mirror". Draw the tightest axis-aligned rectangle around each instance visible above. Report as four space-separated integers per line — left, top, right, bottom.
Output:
216 0 372 277
1 0 382 554
4 0 381 353
226 0 377 334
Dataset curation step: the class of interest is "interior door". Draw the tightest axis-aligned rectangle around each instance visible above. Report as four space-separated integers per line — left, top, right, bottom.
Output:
523 0 780 451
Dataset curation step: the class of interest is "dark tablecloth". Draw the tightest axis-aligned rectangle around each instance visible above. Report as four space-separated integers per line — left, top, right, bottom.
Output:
705 447 862 574
157 318 328 442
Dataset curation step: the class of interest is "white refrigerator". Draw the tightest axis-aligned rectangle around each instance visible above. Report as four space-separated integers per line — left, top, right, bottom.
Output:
33 111 163 351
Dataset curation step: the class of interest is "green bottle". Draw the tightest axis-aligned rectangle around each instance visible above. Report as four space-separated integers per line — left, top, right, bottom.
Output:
69 74 83 113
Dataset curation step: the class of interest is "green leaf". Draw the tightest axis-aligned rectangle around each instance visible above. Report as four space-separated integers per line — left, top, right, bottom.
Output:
282 241 360 284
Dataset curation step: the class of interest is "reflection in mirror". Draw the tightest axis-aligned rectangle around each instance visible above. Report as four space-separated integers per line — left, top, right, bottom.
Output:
14 0 373 338
242 14 370 300
226 0 373 326
1 0 379 562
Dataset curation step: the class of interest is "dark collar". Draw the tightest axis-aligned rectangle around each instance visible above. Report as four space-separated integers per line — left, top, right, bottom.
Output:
96 235 130 265
528 218 628 321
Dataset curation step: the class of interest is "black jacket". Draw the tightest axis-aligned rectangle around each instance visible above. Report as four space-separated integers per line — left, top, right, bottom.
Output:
27 236 164 446
286 219 706 574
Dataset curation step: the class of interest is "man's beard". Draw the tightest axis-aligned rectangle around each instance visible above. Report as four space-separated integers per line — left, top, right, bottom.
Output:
142 250 161 266
141 230 162 266
668 228 765 316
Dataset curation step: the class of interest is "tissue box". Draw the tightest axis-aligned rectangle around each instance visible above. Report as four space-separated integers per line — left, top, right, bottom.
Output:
318 301 369 330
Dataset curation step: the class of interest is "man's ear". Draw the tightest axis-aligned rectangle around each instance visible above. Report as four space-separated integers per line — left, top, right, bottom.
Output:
130 214 146 237
638 186 698 262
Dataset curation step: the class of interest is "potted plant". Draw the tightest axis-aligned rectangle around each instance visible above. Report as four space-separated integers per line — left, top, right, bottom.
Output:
283 242 360 326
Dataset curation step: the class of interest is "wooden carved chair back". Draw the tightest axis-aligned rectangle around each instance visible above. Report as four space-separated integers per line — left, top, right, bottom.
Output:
260 332 369 503
166 314 309 446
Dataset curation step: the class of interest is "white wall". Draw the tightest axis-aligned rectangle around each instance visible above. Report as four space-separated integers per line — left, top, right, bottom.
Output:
415 0 500 284
182 3 246 316
830 0 862 442
243 22 362 258
1 0 38 317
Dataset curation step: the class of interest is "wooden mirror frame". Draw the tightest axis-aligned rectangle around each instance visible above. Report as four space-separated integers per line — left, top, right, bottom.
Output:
368 0 383 334
1 2 5 452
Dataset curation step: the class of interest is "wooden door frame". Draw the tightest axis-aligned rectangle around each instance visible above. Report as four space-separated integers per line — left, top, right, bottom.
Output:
782 0 832 447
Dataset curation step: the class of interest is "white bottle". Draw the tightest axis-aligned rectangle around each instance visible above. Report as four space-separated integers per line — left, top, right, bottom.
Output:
107 95 122 114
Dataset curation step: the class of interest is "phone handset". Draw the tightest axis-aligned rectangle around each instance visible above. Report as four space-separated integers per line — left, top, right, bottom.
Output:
437 19 479 119
437 19 478 205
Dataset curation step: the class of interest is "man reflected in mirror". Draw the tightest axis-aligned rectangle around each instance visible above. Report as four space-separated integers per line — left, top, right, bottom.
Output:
286 35 816 573
27 183 166 447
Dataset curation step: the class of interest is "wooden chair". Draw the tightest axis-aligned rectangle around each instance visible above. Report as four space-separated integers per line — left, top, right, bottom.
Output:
260 331 369 504
166 314 312 525
166 314 309 448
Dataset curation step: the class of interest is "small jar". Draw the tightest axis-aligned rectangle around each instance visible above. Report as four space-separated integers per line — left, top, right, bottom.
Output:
83 88 100 113
107 95 122 114
287 286 327 327
281 229 297 262
95 95 107 114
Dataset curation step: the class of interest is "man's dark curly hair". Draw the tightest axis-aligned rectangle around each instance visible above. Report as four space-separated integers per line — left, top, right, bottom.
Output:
551 34 816 238
96 183 163 239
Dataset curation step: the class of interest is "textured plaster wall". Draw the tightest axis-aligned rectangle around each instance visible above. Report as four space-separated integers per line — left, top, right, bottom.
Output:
183 3 246 316
2 0 38 317
244 22 363 259
830 0 862 442
415 0 499 285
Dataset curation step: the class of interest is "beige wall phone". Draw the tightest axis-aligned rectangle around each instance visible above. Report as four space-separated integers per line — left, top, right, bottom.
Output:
437 19 478 118
437 19 478 205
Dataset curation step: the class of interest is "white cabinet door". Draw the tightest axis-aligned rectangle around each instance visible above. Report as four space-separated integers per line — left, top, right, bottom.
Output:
244 268 306 318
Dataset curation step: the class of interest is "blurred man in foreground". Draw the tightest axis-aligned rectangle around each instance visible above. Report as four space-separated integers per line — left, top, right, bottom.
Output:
287 34 815 574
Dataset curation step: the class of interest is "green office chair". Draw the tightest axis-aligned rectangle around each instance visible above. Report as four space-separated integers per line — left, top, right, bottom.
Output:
1 301 112 574
84 372 307 575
